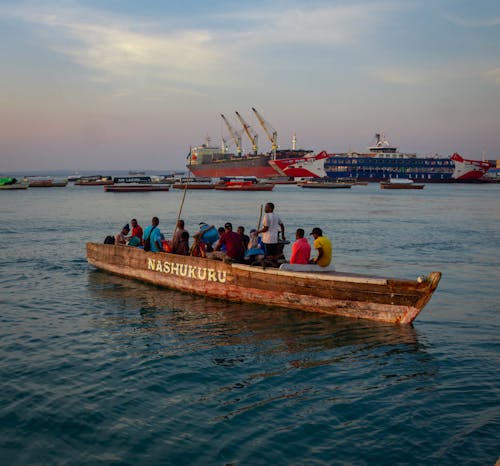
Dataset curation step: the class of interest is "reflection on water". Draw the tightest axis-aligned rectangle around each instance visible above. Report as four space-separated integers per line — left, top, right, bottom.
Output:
87 269 423 355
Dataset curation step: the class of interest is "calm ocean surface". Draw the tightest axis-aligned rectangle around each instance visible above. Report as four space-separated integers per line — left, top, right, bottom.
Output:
1 180 499 465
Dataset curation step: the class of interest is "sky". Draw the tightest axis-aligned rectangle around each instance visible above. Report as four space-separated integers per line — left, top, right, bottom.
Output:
1 0 499 172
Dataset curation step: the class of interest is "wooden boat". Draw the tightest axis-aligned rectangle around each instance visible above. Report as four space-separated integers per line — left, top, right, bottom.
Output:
86 243 441 324
380 179 425 189
75 175 114 186
214 176 275 191
28 177 68 187
172 177 215 190
297 179 352 189
0 177 28 190
104 176 170 192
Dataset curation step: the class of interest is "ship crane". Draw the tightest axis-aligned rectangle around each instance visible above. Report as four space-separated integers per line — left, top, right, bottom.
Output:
252 107 278 157
235 111 258 155
221 114 243 156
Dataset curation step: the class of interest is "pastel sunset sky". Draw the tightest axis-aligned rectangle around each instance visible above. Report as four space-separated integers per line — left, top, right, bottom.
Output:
1 0 499 171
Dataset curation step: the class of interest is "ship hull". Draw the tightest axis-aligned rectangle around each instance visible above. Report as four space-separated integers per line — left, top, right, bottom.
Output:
190 155 278 178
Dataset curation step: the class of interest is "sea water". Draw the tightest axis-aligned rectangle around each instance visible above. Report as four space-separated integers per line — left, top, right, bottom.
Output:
0 182 499 465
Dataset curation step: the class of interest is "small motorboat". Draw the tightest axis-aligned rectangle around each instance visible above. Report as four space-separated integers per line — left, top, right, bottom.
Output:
380 179 425 189
214 176 275 191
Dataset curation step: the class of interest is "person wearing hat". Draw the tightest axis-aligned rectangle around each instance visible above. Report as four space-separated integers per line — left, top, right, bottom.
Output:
210 222 246 262
115 223 130 246
309 227 332 267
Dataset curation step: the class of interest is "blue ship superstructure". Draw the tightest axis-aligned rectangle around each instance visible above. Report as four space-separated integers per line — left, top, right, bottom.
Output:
324 153 455 182
322 133 487 183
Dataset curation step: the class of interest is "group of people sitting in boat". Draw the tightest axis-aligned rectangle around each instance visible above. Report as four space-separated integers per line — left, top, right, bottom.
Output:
107 202 333 270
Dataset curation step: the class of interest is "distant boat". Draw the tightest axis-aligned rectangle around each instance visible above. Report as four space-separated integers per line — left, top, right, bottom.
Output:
27 177 68 187
214 176 275 191
104 176 170 192
172 177 215 190
75 175 113 186
128 170 146 175
274 134 493 183
67 172 81 182
0 177 28 190
380 178 425 189
297 178 352 189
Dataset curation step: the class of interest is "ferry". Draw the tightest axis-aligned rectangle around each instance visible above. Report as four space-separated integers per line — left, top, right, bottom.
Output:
274 134 493 183
104 177 170 192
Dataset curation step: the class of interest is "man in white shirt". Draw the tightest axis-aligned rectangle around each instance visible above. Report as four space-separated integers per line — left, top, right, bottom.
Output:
258 202 285 258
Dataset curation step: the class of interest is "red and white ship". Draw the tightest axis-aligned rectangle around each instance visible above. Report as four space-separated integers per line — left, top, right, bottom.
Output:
270 134 492 182
268 150 332 178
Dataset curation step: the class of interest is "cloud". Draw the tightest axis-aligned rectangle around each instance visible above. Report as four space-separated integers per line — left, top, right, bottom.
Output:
484 68 500 85
0 1 400 99
443 13 500 28
221 4 388 47
370 67 430 86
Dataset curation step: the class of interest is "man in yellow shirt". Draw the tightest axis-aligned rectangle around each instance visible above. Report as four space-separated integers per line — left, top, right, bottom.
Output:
309 227 332 267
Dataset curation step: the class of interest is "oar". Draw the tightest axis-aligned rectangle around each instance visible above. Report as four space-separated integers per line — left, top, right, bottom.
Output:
174 146 193 238
257 204 263 231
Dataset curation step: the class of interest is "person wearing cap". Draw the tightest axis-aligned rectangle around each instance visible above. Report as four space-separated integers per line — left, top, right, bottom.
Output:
290 228 311 264
115 223 130 246
210 222 246 262
257 202 285 258
309 227 332 267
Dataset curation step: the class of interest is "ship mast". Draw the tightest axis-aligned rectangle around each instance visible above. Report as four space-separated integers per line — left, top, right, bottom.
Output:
221 114 242 156
252 107 278 157
235 111 258 155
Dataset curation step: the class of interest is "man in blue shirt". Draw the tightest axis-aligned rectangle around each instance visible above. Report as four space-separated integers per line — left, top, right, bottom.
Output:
143 216 163 252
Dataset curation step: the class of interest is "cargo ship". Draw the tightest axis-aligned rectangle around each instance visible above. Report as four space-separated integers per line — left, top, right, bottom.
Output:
187 108 313 178
272 134 493 182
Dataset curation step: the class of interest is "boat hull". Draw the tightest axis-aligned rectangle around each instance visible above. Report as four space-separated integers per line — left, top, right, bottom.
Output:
172 183 215 190
0 183 28 190
104 185 170 192
214 183 275 191
86 243 441 324
298 182 352 189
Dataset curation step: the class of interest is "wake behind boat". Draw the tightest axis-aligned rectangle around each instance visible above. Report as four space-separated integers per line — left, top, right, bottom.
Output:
86 243 441 324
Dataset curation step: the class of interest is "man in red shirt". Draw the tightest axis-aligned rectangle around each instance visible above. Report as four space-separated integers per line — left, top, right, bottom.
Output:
213 222 245 262
131 218 143 243
290 228 311 264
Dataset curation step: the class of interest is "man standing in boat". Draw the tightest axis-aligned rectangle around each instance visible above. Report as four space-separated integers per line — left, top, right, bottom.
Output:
258 202 285 258
309 227 332 267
